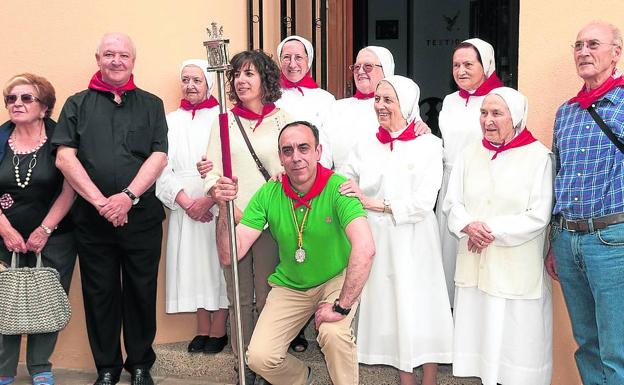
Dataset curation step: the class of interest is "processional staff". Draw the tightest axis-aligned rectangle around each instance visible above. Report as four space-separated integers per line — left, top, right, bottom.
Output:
203 23 247 385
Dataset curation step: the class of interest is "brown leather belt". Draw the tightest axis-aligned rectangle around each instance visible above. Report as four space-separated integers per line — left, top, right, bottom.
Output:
555 213 624 232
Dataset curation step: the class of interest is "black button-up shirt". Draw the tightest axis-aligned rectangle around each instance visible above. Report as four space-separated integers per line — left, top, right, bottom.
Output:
52 88 168 223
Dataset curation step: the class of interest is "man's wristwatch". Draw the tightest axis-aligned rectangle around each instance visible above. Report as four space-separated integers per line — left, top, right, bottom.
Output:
333 299 351 316
382 198 391 213
122 188 140 205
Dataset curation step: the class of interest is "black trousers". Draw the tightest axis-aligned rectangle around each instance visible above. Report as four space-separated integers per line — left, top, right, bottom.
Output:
73 199 163 374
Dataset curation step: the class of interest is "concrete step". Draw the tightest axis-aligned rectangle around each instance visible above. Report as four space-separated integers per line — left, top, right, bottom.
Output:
153 339 481 385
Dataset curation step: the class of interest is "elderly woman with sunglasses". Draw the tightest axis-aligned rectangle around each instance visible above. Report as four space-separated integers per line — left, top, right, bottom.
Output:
443 87 553 385
0 74 76 385
322 46 429 171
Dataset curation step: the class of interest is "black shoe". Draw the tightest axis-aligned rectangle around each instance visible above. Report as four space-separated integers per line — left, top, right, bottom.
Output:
187 335 210 353
289 328 309 353
204 335 228 353
236 365 256 385
93 371 120 385
130 368 154 385
257 376 273 385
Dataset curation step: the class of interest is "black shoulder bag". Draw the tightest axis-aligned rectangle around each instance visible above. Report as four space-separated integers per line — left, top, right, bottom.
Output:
233 114 271 181
587 104 624 154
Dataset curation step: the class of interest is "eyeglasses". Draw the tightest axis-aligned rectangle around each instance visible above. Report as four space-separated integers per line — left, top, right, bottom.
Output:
572 39 620 51
281 55 307 64
4 94 40 105
348 63 383 73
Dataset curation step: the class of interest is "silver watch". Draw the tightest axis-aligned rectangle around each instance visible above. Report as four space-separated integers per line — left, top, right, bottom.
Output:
122 188 140 205
383 198 391 213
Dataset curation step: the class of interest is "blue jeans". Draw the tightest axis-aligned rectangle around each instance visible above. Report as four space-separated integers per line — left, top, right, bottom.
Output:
552 221 624 385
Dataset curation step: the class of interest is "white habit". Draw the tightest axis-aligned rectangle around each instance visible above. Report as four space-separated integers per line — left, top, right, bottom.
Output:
276 87 335 128
340 133 453 371
436 91 487 305
323 97 377 170
156 107 228 313
276 87 335 167
444 140 553 385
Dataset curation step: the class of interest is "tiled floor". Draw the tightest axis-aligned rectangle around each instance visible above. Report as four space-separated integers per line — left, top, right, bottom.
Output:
12 363 483 385
13 365 228 385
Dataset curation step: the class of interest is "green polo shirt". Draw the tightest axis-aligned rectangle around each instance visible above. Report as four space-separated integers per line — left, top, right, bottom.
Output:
240 173 366 290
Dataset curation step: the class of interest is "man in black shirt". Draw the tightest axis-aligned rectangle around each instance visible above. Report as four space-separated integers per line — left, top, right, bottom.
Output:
52 32 168 385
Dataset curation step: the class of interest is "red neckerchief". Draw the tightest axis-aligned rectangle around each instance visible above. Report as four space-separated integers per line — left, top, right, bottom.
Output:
180 96 219 119
458 73 503 106
376 121 417 151
231 103 276 130
88 70 136 95
280 72 319 96
568 69 624 109
481 128 537 160
353 90 375 100
282 163 334 209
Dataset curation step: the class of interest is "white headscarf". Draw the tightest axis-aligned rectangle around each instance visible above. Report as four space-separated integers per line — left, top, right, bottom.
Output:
277 35 314 71
487 87 528 131
462 38 496 78
378 75 421 123
180 59 215 93
361 46 395 77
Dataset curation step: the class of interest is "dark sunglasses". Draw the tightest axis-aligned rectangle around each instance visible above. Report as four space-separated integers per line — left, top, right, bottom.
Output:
4 94 40 105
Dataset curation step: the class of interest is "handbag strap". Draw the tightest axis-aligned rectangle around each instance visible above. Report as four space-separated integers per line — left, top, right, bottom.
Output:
10 252 43 268
587 105 624 154
233 114 271 181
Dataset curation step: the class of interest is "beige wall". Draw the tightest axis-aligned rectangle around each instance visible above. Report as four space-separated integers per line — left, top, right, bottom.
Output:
519 1 624 384
1 0 623 383
0 0 247 369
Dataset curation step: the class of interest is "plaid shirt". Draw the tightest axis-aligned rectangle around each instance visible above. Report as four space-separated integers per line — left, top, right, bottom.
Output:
553 86 624 219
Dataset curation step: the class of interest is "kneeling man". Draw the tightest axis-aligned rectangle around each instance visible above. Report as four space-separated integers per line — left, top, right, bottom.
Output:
213 121 375 385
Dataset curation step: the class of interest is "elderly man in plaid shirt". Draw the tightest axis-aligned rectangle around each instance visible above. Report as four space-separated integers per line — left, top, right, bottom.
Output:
546 21 624 385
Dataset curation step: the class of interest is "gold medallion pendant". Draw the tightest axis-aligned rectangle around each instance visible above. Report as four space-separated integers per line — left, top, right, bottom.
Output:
290 199 309 264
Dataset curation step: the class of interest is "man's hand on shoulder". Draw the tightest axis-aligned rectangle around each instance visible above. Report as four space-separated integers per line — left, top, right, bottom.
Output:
314 302 345 329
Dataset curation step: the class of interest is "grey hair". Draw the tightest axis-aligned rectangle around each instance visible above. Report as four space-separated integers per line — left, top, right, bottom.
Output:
95 32 136 58
611 23 623 48
585 21 622 48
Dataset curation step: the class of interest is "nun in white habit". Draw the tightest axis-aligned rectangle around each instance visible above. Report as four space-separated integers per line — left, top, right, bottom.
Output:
443 87 553 385
275 35 335 131
436 38 503 306
322 45 434 171
156 59 229 353
338 75 453 385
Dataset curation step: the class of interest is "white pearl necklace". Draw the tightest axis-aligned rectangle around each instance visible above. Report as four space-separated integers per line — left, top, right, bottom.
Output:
9 131 47 189
12 152 39 188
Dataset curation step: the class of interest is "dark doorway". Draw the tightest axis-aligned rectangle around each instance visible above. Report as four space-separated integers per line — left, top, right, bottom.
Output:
352 0 519 135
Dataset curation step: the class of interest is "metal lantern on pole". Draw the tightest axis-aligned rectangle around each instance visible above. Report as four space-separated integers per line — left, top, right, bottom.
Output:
203 22 247 385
